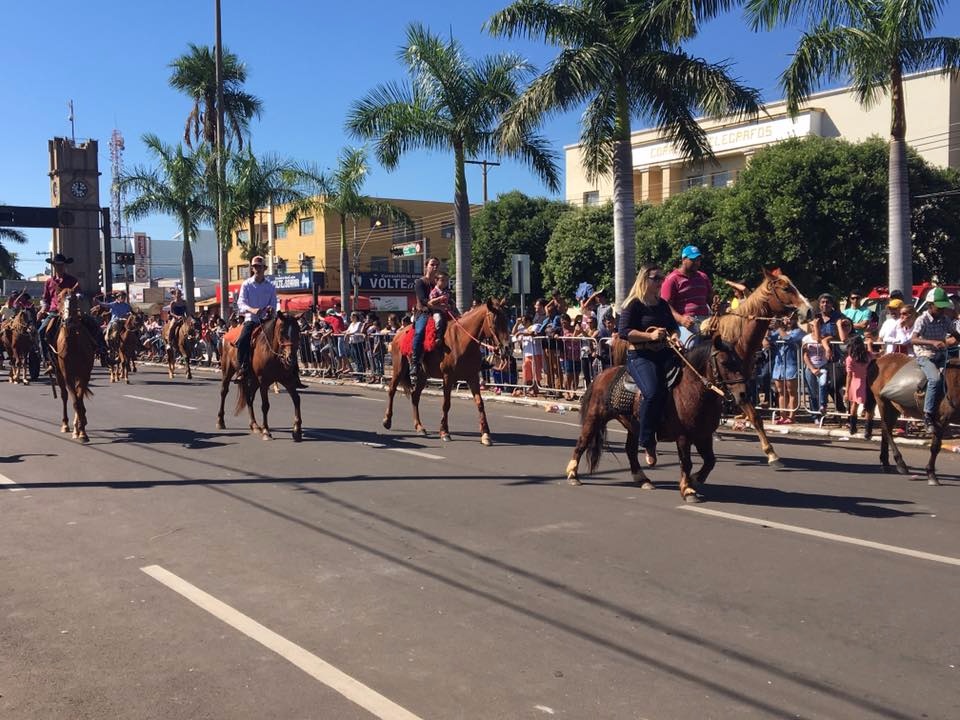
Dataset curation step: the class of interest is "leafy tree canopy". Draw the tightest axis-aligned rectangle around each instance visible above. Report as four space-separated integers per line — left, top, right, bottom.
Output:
471 191 570 302
542 203 614 302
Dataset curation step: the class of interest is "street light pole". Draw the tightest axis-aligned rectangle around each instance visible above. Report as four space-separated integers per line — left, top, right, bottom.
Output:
353 219 383 311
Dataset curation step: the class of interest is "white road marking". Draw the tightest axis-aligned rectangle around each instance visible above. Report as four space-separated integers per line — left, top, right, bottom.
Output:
352 396 385 402
0 474 24 492
390 448 445 461
681 506 960 567
505 415 626 434
141 565 424 720
124 395 197 410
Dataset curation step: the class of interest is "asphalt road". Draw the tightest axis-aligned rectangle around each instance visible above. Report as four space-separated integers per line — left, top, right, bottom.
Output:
1 364 958 720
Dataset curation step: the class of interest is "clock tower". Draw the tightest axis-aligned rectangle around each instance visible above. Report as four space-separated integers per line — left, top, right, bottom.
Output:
49 137 102 291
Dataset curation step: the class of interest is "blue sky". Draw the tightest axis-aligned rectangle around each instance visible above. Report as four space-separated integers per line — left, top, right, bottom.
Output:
3 1 957 278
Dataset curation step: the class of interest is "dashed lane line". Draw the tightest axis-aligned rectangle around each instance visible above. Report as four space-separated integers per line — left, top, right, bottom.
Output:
123 395 197 410
681 505 960 567
141 565 424 720
0 474 24 492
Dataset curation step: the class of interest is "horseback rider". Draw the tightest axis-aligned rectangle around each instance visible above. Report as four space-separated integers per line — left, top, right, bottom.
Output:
912 287 960 434
661 245 712 347
429 271 459 340
233 255 278 385
619 263 681 468
95 289 133 345
165 287 189 342
409 256 441 383
37 253 109 368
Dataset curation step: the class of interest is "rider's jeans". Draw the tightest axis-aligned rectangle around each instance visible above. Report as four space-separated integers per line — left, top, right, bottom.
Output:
678 315 710 348
236 320 259 368
411 313 429 366
917 354 945 415
626 349 667 451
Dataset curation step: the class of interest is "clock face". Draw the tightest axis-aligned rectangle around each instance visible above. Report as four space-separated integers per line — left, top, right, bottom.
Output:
70 180 89 199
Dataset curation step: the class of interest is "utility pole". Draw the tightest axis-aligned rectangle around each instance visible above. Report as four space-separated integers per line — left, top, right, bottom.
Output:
464 159 500 204
215 0 228 320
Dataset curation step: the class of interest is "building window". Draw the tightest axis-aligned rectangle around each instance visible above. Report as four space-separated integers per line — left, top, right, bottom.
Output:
582 191 600 206
370 256 389 273
237 229 249 244
685 175 708 189
394 258 423 274
276 258 287 274
275 223 287 239
711 171 731 187
299 217 314 235
440 221 455 240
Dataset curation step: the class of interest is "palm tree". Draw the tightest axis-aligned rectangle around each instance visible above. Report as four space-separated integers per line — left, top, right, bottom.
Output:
285 147 410 313
347 23 560 306
168 43 263 151
222 149 309 262
746 0 960 296
488 0 761 306
0 225 26 279
121 135 213 315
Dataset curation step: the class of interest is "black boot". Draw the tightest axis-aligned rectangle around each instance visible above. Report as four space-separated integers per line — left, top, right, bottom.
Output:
923 413 935 435
409 357 420 384
848 414 857 436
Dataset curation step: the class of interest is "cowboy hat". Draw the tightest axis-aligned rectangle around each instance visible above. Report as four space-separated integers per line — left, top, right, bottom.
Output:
46 253 74 265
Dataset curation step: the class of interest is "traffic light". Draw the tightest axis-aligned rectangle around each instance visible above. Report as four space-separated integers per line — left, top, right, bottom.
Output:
390 246 405 258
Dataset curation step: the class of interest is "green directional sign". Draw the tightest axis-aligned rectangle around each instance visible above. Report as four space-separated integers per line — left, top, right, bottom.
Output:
402 244 419 256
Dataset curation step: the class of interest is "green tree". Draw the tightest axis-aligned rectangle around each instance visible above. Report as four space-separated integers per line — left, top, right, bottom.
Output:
488 0 761 307
471 190 570 302
746 0 960 296
0 224 26 279
286 147 408 313
169 43 263 150
121 135 213 314
222 149 308 262
542 203 615 301
634 186 726 272
347 23 560 307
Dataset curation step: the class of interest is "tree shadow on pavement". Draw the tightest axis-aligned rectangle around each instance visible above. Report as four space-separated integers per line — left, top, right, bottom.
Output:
0 453 56 463
108 426 247 449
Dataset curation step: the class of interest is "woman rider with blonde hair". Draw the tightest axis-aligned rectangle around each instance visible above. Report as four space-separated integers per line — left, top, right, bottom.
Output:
617 263 680 467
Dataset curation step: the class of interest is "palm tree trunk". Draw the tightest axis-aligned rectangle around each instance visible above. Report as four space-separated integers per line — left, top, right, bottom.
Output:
181 214 196 316
611 85 636 308
453 142 472 307
888 66 911 296
339 216 350 314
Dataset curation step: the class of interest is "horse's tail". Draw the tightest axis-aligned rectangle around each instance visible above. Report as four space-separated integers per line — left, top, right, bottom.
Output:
864 358 879 416
580 379 608 474
234 383 250 415
75 378 94 400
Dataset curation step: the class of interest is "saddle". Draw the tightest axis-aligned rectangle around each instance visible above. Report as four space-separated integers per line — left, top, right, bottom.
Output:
607 361 684 416
224 323 263 348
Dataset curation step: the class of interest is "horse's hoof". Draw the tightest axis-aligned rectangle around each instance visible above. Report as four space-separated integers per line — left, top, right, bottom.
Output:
215 421 225 430
23 380 29 386
80 435 89 444
125 379 130 385
928 477 941 486
896 464 910 476
640 481 655 491
567 474 582 486
768 458 784 470
683 492 703 503
262 433 273 441
416 428 428 437
382 418 392 430
61 425 69 433
440 433 450 442
480 433 492 446
293 430 302 443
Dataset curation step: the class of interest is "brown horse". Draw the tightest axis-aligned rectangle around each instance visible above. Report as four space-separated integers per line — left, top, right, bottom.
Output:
49 288 95 442
865 354 960 485
4 310 36 385
216 313 304 441
567 336 748 501
162 315 199 379
383 299 512 445
109 312 144 384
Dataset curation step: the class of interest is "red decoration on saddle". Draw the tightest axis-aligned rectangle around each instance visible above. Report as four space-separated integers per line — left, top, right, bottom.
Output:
396 318 438 357
223 324 262 347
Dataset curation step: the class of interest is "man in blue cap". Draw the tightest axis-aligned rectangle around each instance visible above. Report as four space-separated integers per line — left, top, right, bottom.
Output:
661 245 713 347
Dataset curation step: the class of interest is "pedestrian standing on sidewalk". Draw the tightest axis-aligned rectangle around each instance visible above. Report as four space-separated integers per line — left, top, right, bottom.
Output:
844 334 873 436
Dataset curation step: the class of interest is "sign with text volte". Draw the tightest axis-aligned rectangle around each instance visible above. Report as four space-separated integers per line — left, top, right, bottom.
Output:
355 272 420 292
269 271 325 291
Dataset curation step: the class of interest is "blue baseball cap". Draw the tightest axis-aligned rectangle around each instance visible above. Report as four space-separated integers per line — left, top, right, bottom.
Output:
681 245 702 260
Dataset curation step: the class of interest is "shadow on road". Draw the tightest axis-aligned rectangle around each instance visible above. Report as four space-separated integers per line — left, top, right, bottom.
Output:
109 426 247 449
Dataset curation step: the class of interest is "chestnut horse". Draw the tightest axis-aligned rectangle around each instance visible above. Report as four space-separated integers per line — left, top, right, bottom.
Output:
109 312 144 384
383 299 512 445
612 269 810 468
216 313 304 441
163 315 199 379
864 354 960 486
567 336 748 502
4 310 37 385
49 288 95 442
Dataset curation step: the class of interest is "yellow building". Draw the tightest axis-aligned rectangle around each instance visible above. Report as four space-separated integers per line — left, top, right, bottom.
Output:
565 68 960 206
227 197 456 310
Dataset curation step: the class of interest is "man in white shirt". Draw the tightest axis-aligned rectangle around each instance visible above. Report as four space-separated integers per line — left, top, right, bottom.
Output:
233 256 278 384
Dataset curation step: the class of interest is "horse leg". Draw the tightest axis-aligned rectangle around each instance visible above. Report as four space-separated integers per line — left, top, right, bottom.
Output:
879 400 909 475
185 353 193 380
75 393 89 443
439 379 453 442
289 382 302 442
382 363 401 430
59 380 70 433
216 367 232 430
465 377 492 446
166 347 175 379
676 436 701 503
411 376 428 437
621 417 653 489
926 409 946 486
740 400 782 469
258 381 272 440
691 434 717 488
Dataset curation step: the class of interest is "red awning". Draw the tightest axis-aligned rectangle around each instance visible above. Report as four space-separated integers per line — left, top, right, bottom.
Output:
278 294 372 312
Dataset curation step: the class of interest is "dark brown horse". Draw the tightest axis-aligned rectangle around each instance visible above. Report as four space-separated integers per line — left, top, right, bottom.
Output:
216 313 304 441
567 336 748 502
383 299 512 445
163 315 199 379
109 312 144 384
865 354 960 485
49 288 95 442
4 310 36 385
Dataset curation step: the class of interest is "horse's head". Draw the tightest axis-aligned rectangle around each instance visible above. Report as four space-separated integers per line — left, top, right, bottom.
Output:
762 268 812 320
59 287 80 322
707 334 749 404
482 298 513 370
274 312 301 367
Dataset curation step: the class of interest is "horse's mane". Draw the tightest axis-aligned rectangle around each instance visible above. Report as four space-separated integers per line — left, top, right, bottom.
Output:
685 339 735 372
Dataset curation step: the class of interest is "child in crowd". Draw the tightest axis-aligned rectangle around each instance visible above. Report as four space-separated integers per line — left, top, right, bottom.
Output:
844 334 873 436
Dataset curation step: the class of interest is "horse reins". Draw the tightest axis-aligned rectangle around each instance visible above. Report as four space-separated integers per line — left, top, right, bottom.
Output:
447 310 501 353
666 338 726 397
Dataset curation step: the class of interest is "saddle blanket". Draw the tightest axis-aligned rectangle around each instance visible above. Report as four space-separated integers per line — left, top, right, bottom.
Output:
224 324 262 347
607 362 684 416
395 319 438 357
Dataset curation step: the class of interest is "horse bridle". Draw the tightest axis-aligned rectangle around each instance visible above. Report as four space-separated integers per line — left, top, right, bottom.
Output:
709 348 747 401
481 309 512 368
